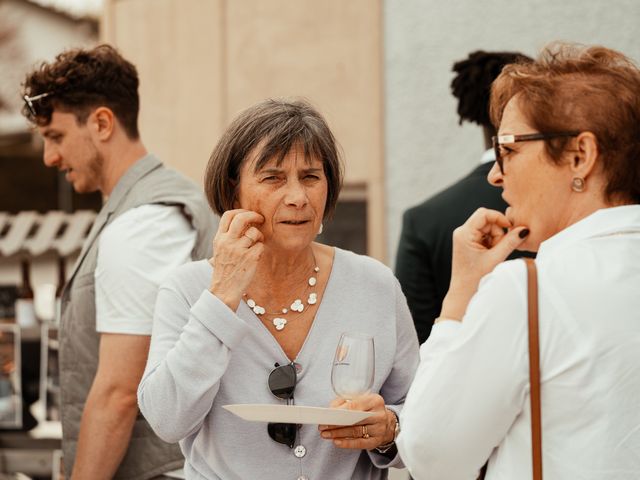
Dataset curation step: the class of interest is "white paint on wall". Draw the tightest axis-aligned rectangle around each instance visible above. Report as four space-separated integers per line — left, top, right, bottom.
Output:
384 0 640 265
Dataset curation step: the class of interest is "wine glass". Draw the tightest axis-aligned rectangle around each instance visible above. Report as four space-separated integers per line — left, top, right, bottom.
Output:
331 333 375 400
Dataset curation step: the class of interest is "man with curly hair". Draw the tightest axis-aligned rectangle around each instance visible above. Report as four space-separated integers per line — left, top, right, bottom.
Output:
395 50 533 345
22 44 216 479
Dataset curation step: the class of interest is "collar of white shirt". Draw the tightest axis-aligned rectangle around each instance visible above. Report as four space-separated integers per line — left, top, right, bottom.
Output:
537 204 640 258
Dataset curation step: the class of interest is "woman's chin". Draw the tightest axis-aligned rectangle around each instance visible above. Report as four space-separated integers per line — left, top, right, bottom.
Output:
266 236 314 253
506 209 529 234
505 206 516 225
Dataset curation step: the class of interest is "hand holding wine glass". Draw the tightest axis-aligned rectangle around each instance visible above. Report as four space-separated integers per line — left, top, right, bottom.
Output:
319 333 396 450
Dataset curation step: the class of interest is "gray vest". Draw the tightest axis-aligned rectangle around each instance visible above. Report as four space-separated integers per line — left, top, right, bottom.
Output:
59 155 216 479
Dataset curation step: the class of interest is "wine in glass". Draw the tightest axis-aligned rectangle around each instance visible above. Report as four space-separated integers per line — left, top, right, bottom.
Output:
331 333 375 400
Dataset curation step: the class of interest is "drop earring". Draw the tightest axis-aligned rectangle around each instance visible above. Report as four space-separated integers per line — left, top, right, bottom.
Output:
571 177 585 192
318 223 323 235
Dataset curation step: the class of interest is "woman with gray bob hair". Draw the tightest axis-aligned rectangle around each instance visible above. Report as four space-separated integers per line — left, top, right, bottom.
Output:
138 98 419 479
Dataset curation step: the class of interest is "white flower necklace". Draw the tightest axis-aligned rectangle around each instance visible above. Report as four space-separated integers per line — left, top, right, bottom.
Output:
244 260 320 332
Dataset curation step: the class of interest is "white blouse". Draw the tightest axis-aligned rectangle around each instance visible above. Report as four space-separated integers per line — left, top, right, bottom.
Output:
397 205 640 480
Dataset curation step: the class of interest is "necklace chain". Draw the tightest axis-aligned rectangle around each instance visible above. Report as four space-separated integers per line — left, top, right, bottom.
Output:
244 255 320 332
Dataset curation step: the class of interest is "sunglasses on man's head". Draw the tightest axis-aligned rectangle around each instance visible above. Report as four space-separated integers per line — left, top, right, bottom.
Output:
22 91 53 118
491 131 579 174
267 362 298 448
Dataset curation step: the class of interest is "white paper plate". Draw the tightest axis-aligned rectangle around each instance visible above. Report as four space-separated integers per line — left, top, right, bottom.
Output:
222 404 375 425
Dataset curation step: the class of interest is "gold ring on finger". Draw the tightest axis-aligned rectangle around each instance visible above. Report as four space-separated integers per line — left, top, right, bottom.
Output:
362 425 370 439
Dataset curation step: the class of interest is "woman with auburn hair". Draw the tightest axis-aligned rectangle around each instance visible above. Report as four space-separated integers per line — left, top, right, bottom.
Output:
138 98 419 479
398 43 640 479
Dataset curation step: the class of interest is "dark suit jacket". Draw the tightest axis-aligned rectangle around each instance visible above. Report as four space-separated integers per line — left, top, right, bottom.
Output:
395 162 533 344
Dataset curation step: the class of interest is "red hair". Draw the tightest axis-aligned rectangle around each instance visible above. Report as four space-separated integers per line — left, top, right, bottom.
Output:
490 43 640 204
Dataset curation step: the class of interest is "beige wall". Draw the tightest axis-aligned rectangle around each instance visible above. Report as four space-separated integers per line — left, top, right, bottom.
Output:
103 0 386 260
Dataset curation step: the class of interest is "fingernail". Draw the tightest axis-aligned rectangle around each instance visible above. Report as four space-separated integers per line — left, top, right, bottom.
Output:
518 228 530 239
321 432 330 438
334 440 342 446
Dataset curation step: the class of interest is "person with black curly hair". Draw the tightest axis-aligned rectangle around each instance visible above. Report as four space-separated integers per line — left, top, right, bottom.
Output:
21 45 217 479
395 50 533 345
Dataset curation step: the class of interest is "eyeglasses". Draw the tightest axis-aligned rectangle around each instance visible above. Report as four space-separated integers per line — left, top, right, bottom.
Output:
267 362 298 448
492 132 579 174
22 92 53 118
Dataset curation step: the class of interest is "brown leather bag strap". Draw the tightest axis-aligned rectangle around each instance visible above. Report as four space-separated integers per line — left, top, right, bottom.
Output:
524 258 543 480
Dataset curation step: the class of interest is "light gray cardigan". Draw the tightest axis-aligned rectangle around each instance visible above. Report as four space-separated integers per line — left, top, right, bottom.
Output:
138 247 420 480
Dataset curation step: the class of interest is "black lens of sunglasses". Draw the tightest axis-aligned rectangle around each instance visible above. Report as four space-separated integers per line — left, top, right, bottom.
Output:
23 94 49 119
268 363 296 400
267 363 298 447
23 98 36 117
268 422 297 448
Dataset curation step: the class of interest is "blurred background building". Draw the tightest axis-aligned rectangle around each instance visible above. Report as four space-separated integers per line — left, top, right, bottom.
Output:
0 0 99 287
0 0 639 477
102 0 382 258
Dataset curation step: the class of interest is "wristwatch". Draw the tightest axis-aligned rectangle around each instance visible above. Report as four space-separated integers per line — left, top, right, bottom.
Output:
375 408 399 454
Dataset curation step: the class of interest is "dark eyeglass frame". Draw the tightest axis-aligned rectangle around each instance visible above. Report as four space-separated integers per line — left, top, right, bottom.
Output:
267 362 298 448
22 92 53 118
492 132 579 174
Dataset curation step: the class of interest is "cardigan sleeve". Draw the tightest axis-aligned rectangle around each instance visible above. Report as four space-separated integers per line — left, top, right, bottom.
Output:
137 284 250 443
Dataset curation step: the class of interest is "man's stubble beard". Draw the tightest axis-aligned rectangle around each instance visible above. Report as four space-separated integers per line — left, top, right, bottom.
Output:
83 143 105 194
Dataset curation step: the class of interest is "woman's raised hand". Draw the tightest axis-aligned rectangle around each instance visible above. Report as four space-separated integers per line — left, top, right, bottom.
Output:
441 208 529 320
318 394 396 451
209 209 265 310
